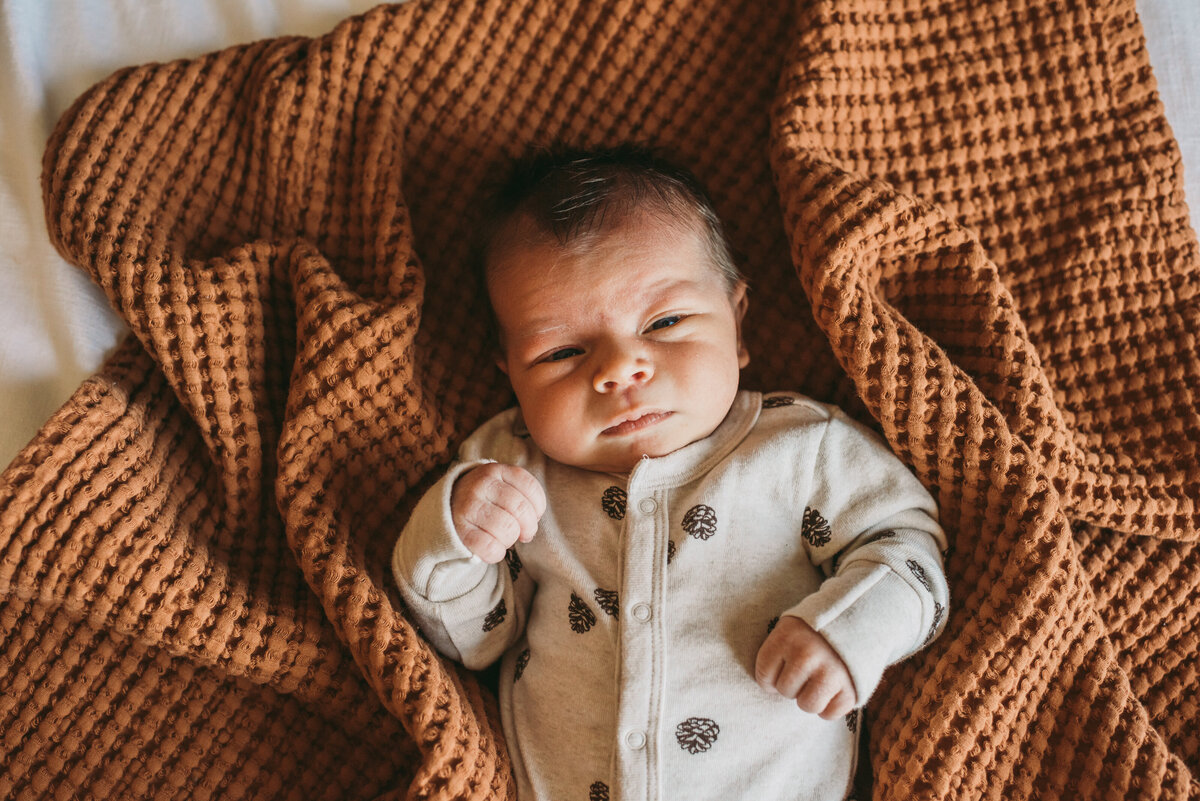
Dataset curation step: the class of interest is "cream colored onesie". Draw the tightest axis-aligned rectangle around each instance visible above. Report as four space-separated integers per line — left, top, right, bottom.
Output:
393 390 949 801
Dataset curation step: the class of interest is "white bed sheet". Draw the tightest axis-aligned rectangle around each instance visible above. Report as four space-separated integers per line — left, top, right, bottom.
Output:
1 0 1198 468
0 0 385 467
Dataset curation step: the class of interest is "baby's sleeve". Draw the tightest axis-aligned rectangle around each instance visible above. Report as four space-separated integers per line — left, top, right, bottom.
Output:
391 412 535 670
783 408 949 706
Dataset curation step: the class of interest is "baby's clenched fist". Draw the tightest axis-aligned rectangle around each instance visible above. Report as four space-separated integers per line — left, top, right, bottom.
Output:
754 615 857 719
451 463 547 563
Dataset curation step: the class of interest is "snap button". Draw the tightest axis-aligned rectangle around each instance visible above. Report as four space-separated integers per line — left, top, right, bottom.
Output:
625 730 647 750
632 603 652 622
638 498 658 515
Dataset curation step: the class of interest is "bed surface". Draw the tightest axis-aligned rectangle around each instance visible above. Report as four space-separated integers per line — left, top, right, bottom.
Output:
0 0 1197 465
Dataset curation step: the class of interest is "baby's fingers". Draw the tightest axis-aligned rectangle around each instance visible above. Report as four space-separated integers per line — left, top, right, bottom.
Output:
491 464 547 541
457 520 514 564
753 643 788 694
810 688 855 721
474 474 540 544
451 464 546 561
794 670 852 718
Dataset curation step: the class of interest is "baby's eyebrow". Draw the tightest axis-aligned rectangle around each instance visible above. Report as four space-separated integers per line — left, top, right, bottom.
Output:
509 322 570 350
522 322 568 338
509 277 709 344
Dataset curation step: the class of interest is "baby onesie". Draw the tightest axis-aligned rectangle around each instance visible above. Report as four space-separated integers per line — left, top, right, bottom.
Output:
393 390 949 801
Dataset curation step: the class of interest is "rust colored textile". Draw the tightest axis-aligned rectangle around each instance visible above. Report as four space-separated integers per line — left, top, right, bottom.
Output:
2 0 1198 799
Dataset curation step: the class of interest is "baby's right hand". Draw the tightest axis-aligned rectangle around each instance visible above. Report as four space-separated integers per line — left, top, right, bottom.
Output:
451 463 547 563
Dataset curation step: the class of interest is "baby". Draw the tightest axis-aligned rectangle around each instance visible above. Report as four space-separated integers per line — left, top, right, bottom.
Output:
392 145 949 801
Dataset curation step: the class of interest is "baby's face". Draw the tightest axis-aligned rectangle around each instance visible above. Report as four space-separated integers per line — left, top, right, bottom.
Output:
489 215 749 474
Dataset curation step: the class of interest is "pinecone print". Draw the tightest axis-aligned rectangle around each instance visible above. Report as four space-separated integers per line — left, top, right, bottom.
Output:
865 529 896 545
483 599 507 632
589 781 610 801
514 647 531 681
682 504 718 540
762 394 796 408
667 540 676 564
594 588 620 618
569 592 597 633
924 602 945 644
906 559 932 591
602 486 627 520
801 506 832 547
845 711 858 732
505 548 523 582
675 717 720 754
767 616 780 633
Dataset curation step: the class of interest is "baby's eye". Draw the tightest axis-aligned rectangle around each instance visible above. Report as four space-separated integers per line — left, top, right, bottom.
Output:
544 347 583 363
648 316 682 331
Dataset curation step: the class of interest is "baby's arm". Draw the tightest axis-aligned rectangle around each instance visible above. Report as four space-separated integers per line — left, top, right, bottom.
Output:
392 413 543 669
758 405 949 712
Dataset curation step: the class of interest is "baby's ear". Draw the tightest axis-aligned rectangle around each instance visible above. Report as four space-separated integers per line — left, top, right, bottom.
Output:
732 281 750 368
491 329 510 375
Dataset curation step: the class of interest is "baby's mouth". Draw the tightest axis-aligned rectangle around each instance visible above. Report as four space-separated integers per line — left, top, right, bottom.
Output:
601 411 673 436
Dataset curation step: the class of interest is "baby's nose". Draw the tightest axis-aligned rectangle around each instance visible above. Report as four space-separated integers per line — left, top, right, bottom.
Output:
593 347 653 392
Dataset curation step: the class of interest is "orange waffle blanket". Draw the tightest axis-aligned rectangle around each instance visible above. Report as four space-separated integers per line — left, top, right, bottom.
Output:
2 0 1197 798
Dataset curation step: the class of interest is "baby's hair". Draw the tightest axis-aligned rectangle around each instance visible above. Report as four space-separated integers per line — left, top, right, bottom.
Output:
478 143 743 291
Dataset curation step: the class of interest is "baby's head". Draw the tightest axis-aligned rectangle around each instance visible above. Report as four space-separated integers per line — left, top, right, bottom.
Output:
480 145 750 474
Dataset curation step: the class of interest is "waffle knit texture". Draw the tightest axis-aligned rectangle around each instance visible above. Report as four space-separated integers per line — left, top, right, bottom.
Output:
1 0 1197 799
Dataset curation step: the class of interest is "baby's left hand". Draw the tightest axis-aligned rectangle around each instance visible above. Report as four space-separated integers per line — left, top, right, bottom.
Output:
754 616 856 719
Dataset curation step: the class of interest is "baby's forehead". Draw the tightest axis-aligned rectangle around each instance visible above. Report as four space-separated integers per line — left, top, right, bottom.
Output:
485 209 715 285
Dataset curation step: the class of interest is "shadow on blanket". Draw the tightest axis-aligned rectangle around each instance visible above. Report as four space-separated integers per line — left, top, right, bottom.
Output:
1 0 1197 799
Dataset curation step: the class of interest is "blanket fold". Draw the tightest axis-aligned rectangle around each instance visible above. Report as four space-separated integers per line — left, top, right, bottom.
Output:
2 0 1197 799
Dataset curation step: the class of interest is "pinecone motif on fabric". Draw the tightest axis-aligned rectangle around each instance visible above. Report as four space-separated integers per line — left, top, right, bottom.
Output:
676 717 720 754
569 592 597 633
483 599 507 632
602 486 627 520
682 504 718 540
594 588 619 618
865 529 896 545
906 559 932 591
589 781 610 801
667 540 676 564
762 394 796 408
515 647 531 681
505 548 523 582
802 506 832 547
767 615 780 633
845 711 858 732
924 602 945 645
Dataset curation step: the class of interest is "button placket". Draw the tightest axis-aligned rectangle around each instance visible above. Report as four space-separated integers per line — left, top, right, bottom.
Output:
613 472 667 800
630 492 659 626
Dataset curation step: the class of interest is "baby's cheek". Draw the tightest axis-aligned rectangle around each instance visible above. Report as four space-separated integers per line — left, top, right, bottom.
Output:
523 397 586 461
